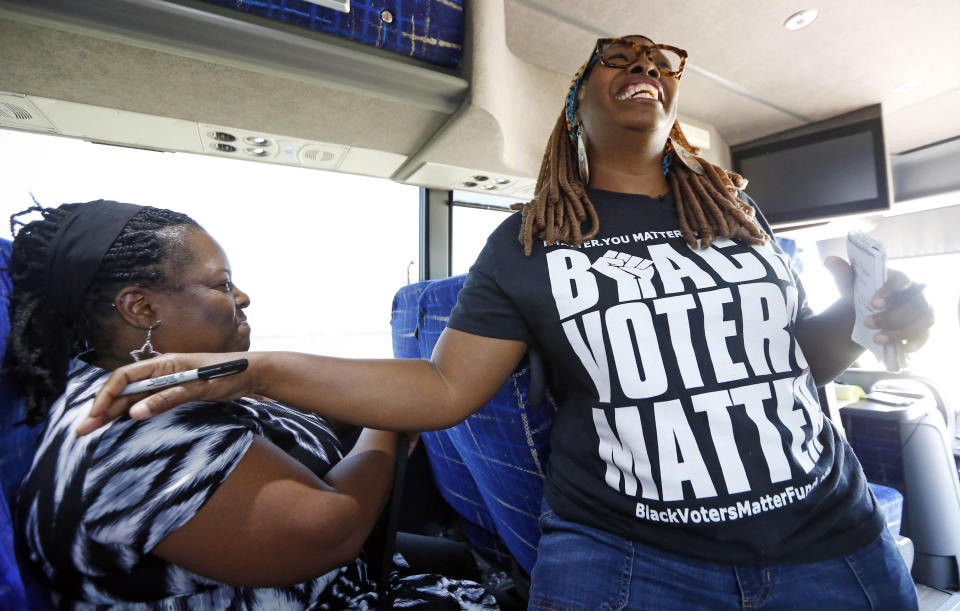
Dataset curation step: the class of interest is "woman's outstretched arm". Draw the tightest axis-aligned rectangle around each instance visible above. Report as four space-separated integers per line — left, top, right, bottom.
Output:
78 329 528 435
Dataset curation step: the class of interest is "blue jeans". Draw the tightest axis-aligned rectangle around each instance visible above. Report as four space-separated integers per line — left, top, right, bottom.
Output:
529 504 918 610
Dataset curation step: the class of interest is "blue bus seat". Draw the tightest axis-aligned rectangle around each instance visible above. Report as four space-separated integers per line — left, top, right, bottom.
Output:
868 482 904 536
0 239 42 504
390 282 507 563
0 238 52 610
839 369 959 588
0 486 28 611
412 275 557 574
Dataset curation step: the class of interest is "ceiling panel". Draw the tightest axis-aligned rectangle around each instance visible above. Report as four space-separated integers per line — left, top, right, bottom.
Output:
668 71 807 146
505 0 960 150
504 0 595 74
884 87 960 154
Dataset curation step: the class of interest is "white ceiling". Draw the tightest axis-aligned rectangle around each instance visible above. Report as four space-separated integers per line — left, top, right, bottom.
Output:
1 0 957 192
504 0 960 154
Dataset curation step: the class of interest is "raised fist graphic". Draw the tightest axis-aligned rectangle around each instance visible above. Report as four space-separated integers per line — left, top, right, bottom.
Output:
591 250 658 300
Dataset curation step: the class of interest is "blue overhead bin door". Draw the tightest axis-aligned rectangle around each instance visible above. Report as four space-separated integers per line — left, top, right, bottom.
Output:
199 0 465 69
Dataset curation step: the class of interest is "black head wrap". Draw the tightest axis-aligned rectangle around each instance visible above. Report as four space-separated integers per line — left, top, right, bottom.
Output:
44 200 143 314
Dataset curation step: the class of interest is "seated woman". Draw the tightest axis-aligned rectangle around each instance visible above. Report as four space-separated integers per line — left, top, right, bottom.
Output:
6 200 497 609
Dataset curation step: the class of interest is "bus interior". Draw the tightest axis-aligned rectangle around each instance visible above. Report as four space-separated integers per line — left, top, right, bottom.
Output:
2 0 960 608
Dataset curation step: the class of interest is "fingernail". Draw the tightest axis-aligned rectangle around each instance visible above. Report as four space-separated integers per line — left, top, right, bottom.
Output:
875 333 889 345
130 404 151 420
872 298 885 309
864 316 876 329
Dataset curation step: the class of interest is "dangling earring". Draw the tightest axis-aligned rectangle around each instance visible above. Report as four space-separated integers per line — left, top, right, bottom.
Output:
576 124 590 185
661 138 673 176
130 320 162 362
666 135 706 176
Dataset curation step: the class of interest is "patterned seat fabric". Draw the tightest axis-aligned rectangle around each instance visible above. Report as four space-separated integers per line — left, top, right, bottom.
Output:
0 239 51 610
198 0 465 69
390 283 506 562
868 483 904 536
391 276 557 574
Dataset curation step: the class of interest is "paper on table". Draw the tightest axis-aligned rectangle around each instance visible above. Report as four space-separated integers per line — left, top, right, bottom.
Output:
846 232 904 371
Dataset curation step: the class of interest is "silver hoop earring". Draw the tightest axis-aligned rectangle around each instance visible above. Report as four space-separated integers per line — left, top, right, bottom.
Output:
130 320 162 362
576 124 590 185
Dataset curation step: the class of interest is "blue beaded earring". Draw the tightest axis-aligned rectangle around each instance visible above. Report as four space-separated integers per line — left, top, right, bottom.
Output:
661 138 673 176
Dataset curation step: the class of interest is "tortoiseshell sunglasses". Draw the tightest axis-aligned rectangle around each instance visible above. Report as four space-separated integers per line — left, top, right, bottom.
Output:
594 37 688 79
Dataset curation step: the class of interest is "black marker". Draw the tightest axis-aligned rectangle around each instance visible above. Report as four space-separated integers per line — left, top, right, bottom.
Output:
120 359 248 396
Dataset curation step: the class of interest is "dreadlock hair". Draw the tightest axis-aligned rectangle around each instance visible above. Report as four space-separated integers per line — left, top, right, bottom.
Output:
4 202 200 426
512 111 769 256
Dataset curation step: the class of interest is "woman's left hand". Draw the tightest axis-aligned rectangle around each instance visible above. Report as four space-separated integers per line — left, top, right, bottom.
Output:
825 256 935 353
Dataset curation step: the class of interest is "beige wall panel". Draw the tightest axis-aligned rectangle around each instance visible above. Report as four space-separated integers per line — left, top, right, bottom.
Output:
401 0 570 179
677 115 731 170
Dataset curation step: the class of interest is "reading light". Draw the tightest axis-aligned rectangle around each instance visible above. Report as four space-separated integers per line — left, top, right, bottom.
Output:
783 9 818 31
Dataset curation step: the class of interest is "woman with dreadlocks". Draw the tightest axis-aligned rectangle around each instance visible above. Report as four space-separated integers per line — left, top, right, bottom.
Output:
83 36 931 608
7 200 498 609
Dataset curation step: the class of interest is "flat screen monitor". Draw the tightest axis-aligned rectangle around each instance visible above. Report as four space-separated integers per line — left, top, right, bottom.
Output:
731 114 890 226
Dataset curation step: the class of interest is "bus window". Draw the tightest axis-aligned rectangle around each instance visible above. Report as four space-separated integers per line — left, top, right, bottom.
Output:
795 239 960 410
450 190 518 275
0 128 420 358
852 253 960 407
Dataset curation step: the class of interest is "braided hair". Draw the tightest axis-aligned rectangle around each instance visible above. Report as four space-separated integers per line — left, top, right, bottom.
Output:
512 51 768 256
4 202 200 426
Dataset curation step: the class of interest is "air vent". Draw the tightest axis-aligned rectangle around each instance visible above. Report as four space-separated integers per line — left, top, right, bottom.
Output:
405 162 535 196
0 102 32 120
303 149 335 163
299 144 347 169
0 92 58 132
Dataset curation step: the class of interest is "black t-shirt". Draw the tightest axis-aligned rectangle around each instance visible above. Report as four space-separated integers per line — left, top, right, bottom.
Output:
448 188 882 565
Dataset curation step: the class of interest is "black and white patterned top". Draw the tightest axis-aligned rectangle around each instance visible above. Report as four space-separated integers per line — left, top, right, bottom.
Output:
16 360 497 610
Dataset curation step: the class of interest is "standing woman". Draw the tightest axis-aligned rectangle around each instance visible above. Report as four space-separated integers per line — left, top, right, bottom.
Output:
85 36 931 609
